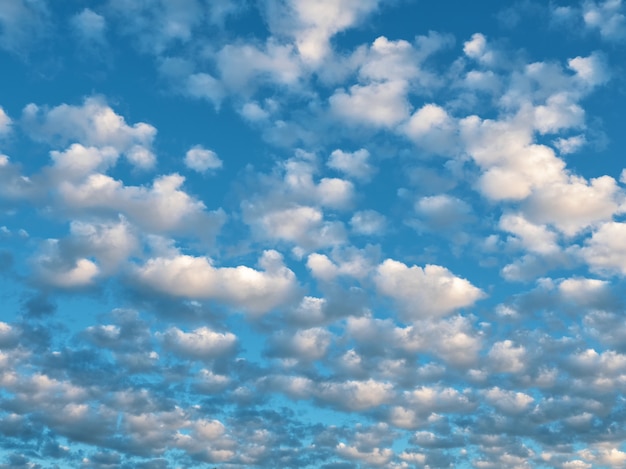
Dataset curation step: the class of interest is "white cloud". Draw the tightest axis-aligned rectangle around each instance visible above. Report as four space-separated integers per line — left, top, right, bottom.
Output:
523 174 625 236
562 460 592 469
403 104 457 155
488 340 527 373
241 151 356 249
582 447 626 468
184 72 225 107
327 149 375 181
217 40 303 93
330 81 410 128
316 177 354 208
264 0 381 64
184 145 223 173
463 33 496 65
554 135 586 155
240 101 270 121
583 0 626 41
71 8 106 44
289 296 327 324
244 203 346 250
272 327 332 361
134 250 298 314
396 315 483 366
306 248 375 281
359 36 422 82
196 369 230 391
336 443 393 466
22 97 157 169
499 213 560 255
375 259 484 319
558 277 610 306
462 69 501 92
350 210 386 235
571 348 626 374
532 92 585 134
49 144 119 180
346 314 483 368
68 218 138 273
484 387 534 414
58 173 225 238
318 379 394 410
35 240 100 289
399 451 426 464
404 386 473 413
306 253 340 281
460 115 567 201
568 52 611 87
158 326 236 360
580 222 626 275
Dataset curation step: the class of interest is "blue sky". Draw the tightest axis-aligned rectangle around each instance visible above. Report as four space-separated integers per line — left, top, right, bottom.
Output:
1 0 626 468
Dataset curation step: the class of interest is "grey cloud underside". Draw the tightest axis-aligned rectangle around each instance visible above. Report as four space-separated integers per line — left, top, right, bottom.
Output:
2 0 626 468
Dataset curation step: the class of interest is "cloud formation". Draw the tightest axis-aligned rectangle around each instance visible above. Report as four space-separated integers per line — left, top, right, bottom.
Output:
1 1 626 468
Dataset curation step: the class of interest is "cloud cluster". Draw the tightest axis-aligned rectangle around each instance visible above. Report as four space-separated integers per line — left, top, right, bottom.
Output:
2 0 626 468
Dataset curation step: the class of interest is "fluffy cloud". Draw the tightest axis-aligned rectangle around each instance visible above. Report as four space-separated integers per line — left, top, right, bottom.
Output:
241 151 355 249
582 0 626 41
306 247 376 281
49 144 119 180
33 241 100 289
22 97 157 168
484 387 534 414
327 148 375 181
580 222 626 275
158 326 237 360
460 115 567 201
245 203 346 250
184 145 222 173
217 40 303 93
349 210 386 235
336 443 393 466
403 104 457 155
4 2 626 468
134 250 298 313
522 175 624 236
347 314 483 367
499 213 560 255
317 378 394 410
568 52 611 87
327 33 452 128
375 259 485 319
488 340 527 374
264 0 381 64
330 80 410 128
59 173 225 238
269 327 332 361
463 33 492 64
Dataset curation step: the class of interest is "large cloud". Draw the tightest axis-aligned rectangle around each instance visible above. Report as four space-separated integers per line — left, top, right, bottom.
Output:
375 259 485 319
22 97 157 168
134 250 298 313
